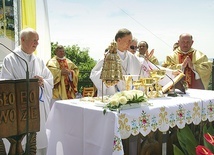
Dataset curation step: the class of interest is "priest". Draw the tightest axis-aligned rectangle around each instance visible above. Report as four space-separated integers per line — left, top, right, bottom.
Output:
162 33 212 89
0 27 53 155
90 28 143 96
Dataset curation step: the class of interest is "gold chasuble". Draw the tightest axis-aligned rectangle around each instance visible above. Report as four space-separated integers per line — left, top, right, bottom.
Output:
47 56 79 99
162 48 212 89
57 59 75 98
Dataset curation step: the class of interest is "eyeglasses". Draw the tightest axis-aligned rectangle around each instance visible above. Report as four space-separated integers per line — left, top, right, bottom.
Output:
130 45 138 50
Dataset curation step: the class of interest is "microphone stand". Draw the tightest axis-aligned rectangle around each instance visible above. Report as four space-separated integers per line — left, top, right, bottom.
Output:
0 43 30 154
141 55 177 97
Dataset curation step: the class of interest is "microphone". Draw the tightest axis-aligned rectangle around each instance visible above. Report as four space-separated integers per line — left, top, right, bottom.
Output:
140 54 178 97
0 42 31 154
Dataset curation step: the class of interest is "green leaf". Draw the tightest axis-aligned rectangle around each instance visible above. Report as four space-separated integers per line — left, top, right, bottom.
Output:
177 125 198 155
173 144 185 155
203 124 214 153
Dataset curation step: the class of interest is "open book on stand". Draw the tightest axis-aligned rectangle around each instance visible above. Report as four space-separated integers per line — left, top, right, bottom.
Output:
162 72 186 94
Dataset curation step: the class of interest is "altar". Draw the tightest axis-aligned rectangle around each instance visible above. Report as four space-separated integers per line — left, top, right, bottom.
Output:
46 89 214 155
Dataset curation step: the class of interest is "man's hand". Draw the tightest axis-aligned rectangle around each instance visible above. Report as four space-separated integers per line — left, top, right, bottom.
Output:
145 49 154 60
182 56 194 70
34 75 44 87
172 69 182 76
61 68 70 76
182 57 188 69
186 56 194 69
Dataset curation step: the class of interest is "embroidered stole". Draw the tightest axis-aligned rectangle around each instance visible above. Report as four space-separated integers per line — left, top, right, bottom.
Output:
178 52 204 89
57 59 73 99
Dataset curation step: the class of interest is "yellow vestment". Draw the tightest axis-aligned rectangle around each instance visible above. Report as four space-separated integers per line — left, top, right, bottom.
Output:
47 56 79 99
149 55 159 66
162 48 212 89
138 54 159 65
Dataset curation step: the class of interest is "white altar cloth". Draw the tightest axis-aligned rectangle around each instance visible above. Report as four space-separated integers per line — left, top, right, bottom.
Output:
46 100 122 155
46 89 214 155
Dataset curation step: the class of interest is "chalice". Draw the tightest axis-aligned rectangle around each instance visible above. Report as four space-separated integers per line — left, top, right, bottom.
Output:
132 80 142 90
141 78 155 98
132 75 142 90
149 70 166 97
123 75 132 90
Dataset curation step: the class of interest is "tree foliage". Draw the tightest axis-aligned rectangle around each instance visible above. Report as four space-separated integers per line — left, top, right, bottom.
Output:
50 42 97 93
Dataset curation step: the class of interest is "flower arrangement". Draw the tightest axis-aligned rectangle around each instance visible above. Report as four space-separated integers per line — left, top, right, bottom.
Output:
196 133 214 155
103 90 147 114
173 124 214 155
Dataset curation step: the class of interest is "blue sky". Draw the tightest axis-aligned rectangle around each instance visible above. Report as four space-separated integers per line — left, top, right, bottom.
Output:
47 0 214 62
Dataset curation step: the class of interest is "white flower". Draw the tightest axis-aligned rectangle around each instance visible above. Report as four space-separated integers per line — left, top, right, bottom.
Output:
119 96 128 105
125 93 134 100
104 90 147 114
109 98 119 107
112 92 123 98
132 90 141 94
